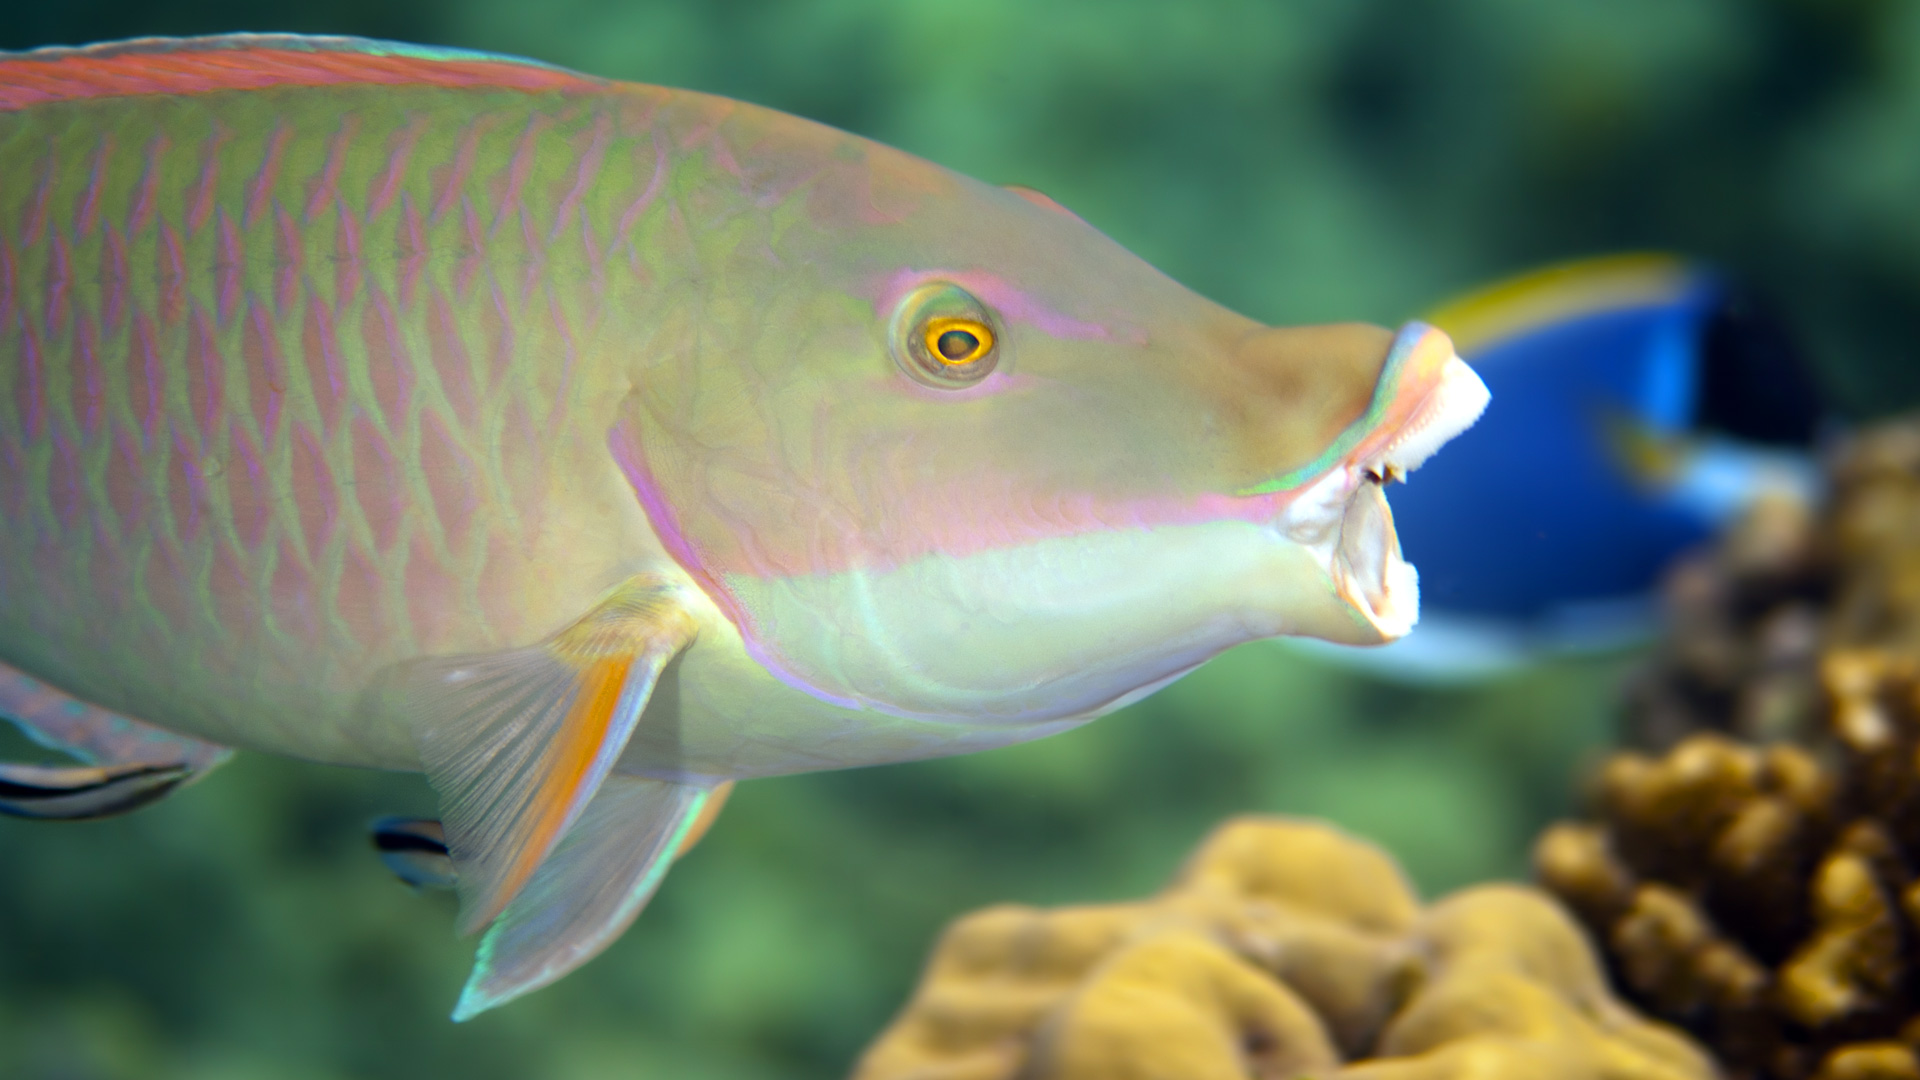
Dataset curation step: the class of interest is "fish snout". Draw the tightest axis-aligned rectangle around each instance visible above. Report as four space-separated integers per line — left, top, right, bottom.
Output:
1265 322 1492 644
1223 321 1400 481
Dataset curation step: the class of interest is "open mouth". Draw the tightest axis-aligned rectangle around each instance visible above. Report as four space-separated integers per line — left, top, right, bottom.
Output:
1278 323 1491 641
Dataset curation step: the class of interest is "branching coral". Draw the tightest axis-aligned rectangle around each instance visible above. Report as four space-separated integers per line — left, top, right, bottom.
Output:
1539 419 1920 1079
1621 492 1832 750
855 817 1713 1080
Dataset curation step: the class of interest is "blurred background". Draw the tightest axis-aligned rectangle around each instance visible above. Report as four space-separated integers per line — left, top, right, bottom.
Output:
3 1 1919 1077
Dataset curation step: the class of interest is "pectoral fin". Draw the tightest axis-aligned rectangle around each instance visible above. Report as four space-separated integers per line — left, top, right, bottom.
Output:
454 774 716 1020
0 659 231 821
391 576 699 934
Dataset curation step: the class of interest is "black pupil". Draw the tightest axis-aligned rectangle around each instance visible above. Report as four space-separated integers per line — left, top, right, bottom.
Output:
936 328 980 361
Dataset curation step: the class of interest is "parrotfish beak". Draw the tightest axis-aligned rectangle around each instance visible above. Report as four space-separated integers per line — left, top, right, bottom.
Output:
1270 322 1491 643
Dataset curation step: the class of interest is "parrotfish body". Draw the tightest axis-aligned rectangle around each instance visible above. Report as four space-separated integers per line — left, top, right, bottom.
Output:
0 35 1488 1017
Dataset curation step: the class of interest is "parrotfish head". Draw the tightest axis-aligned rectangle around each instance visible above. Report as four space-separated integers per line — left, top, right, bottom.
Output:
615 129 1489 726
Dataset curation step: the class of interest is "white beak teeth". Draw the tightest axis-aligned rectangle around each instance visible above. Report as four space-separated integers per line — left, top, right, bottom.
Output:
1323 353 1491 642
1362 355 1491 485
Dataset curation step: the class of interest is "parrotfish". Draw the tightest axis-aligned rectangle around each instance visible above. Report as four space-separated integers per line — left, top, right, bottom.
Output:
1309 254 1822 681
0 34 1489 1018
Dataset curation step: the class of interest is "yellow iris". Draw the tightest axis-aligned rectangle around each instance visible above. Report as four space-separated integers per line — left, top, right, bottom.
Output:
923 317 994 366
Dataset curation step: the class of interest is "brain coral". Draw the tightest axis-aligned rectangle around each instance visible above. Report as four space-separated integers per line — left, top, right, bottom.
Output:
855 816 1714 1080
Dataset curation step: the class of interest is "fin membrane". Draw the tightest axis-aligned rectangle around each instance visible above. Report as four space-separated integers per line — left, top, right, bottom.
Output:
455 775 713 1020
371 816 457 890
0 761 194 820
0 659 231 820
392 576 700 934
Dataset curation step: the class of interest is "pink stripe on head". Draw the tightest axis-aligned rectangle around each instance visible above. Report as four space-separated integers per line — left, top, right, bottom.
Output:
0 39 603 112
607 417 746 630
871 268 1140 344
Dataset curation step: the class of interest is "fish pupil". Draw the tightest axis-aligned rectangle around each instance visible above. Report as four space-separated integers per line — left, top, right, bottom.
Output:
936 329 980 362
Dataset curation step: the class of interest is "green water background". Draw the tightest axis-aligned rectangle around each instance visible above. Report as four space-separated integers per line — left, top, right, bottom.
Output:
2 2 1917 1076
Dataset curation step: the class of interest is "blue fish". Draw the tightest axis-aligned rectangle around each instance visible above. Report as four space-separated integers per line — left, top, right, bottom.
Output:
1312 254 1824 679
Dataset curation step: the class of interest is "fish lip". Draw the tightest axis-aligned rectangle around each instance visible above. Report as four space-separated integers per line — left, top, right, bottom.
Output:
1275 323 1491 642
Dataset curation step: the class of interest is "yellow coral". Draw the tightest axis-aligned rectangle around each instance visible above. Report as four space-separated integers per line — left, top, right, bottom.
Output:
855 817 1713 1080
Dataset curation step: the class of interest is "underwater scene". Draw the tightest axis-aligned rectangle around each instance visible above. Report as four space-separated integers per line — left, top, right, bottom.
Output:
4 2 1920 1078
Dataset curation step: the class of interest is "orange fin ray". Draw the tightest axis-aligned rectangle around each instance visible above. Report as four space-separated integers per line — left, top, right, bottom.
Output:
393 576 699 935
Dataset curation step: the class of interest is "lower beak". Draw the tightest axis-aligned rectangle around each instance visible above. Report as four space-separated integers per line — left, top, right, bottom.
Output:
1289 322 1491 642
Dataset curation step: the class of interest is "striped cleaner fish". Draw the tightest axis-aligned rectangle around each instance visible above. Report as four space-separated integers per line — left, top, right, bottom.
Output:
0 35 1490 1018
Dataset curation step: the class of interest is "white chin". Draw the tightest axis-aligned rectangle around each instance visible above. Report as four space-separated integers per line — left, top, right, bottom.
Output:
1280 354 1490 643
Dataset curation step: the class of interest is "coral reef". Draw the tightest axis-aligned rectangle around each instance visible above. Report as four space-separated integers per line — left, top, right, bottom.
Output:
1539 420 1920 1079
1622 421 1920 751
855 816 1713 1080
1620 490 1831 751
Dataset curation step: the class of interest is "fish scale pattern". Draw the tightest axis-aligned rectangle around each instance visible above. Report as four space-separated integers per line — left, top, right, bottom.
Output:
0 70 725 753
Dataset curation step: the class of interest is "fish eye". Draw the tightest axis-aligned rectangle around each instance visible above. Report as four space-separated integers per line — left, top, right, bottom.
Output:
925 318 994 365
891 283 1001 388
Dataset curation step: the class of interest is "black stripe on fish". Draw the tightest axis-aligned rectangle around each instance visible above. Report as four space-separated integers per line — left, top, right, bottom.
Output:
371 816 457 890
0 761 194 820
